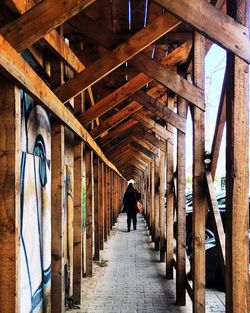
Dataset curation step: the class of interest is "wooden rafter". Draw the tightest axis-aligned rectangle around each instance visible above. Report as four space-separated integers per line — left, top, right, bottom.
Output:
154 0 250 63
131 53 205 110
0 35 123 178
54 13 181 103
0 0 96 52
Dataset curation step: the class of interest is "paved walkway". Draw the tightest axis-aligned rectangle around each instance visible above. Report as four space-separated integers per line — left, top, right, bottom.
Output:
71 213 225 313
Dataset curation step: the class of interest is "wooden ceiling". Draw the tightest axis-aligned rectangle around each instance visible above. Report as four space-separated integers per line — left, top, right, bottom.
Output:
1 0 245 181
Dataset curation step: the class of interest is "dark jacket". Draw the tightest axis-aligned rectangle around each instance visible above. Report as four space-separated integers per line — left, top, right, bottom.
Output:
123 189 137 215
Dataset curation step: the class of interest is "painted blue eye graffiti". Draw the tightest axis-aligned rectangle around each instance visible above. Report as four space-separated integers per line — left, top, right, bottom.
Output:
34 135 48 188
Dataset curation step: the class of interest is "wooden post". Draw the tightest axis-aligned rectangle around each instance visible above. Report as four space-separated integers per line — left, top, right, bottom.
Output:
154 156 160 251
166 96 174 279
51 120 65 312
151 158 155 241
104 165 108 242
159 150 166 262
73 138 83 304
176 96 187 305
94 156 100 261
107 168 111 236
85 147 93 277
0 77 20 313
110 171 114 228
226 2 249 312
99 161 104 250
192 32 205 313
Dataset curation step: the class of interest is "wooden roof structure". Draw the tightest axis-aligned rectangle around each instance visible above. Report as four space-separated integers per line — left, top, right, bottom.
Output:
0 1 249 313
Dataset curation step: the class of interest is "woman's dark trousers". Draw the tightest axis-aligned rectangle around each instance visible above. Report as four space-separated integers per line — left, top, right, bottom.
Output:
127 212 137 231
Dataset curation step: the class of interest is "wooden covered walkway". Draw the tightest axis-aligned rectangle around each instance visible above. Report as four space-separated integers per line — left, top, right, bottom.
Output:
0 1 249 313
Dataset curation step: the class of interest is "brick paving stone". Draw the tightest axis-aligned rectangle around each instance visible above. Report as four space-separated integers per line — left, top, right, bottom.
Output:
70 213 225 313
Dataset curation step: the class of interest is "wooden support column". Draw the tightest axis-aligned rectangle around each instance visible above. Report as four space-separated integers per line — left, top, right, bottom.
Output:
150 158 155 240
226 2 249 312
73 138 83 304
51 120 65 312
85 147 93 277
99 161 104 250
159 150 166 262
176 97 187 305
93 156 100 261
166 96 174 279
110 171 114 228
0 77 20 313
154 156 160 250
104 165 108 242
192 32 205 313
107 168 111 236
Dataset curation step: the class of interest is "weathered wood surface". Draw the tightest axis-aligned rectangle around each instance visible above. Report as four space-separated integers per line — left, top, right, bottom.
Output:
132 53 205 110
51 120 65 312
166 97 174 280
134 90 186 132
85 147 93 277
54 13 181 103
159 150 166 262
226 1 249 312
176 97 187 305
0 78 20 313
80 41 191 127
192 32 206 313
73 139 83 303
154 0 250 63
93 156 100 261
0 35 124 178
0 0 96 52
90 101 142 139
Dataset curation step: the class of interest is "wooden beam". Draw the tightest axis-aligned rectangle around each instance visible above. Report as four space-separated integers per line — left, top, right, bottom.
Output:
132 90 186 132
205 171 225 271
51 120 65 312
210 71 227 178
131 135 159 156
90 101 142 139
93 156 100 261
154 156 160 250
0 35 124 178
73 138 83 303
54 13 181 103
166 97 174 279
99 161 104 250
0 77 20 313
192 32 206 313
0 0 96 52
154 0 250 63
85 147 93 276
78 41 192 126
159 150 166 262
176 96 187 305
133 111 172 141
131 53 205 110
143 132 166 152
79 73 149 126
97 119 138 147
225 2 249 312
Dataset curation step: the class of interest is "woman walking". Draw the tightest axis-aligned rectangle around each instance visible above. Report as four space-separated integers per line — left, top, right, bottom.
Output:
123 183 140 232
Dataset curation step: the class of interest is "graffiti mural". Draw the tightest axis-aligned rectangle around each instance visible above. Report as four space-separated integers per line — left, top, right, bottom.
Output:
20 90 51 313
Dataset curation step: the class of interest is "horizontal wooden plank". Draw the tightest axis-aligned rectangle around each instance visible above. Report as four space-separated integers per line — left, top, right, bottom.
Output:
90 101 142 139
78 41 191 126
54 13 181 103
154 0 250 63
0 35 124 179
133 111 172 141
79 73 149 126
133 90 186 132
0 0 96 52
131 53 205 110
